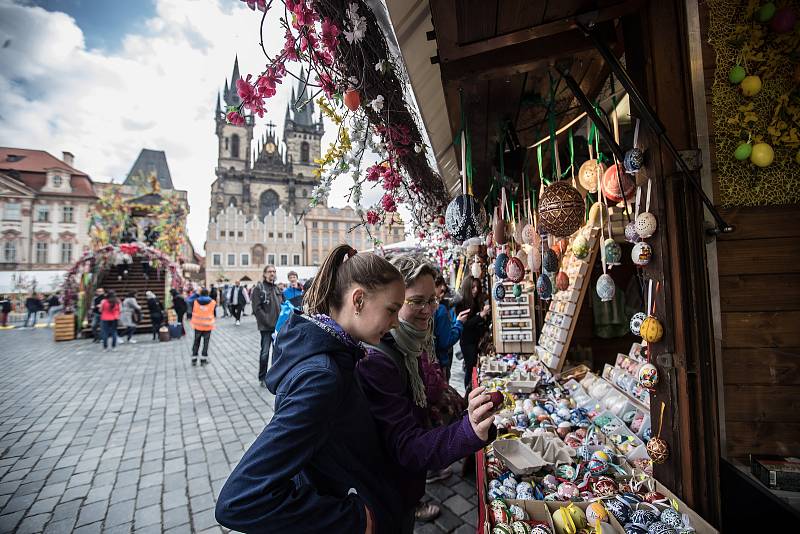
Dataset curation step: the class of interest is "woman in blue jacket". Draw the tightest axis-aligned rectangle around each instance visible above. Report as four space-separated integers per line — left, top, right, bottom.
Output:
216 245 407 533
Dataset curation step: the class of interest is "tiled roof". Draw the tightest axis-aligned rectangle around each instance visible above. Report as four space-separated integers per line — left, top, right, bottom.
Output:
123 149 174 190
0 147 96 198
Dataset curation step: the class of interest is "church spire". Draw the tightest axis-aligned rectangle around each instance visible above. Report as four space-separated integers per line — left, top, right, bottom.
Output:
231 55 241 85
223 56 242 107
216 92 222 114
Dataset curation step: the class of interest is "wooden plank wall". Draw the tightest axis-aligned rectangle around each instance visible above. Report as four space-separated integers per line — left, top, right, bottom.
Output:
717 206 800 459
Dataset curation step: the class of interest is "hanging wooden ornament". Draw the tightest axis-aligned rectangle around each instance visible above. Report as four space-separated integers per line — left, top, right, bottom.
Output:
506 256 525 283
630 311 647 335
538 181 585 237
646 402 670 464
603 238 622 265
494 282 506 300
636 178 657 238
572 235 590 259
494 252 509 279
602 163 636 203
536 273 552 300
445 132 487 242
623 119 644 173
632 242 653 266
556 271 570 291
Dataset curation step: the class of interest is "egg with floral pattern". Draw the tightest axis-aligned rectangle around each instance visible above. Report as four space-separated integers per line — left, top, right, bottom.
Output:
630 312 647 336
659 508 683 529
647 522 677 534
537 274 553 300
625 221 641 243
572 235 590 259
596 273 616 301
543 248 559 273
603 238 622 264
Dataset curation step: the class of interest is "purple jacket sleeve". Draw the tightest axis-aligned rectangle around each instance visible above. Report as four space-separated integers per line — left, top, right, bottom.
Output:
357 350 488 473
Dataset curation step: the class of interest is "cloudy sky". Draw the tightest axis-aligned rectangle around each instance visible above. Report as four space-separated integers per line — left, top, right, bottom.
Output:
0 0 389 250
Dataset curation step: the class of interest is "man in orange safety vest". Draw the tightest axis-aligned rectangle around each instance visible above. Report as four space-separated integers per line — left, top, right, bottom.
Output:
190 288 216 366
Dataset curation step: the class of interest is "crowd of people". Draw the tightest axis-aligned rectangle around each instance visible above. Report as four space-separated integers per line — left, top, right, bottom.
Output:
0 292 64 328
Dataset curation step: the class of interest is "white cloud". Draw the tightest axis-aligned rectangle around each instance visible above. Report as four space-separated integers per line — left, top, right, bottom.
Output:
0 0 394 251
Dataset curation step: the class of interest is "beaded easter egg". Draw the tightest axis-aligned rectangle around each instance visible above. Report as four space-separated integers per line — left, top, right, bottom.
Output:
539 181 585 237
604 498 632 524
659 508 683 529
579 159 605 193
507 257 526 283
536 274 553 300
543 248 559 273
588 458 609 475
647 522 677 534
596 273 616 302
640 316 664 343
511 521 532 534
625 221 641 243
495 253 509 279
603 163 636 203
638 363 659 389
603 239 622 265
542 474 559 492
557 481 580 501
555 464 577 480
635 212 657 238
632 242 653 266
556 271 570 291
630 312 647 336
647 437 670 464
493 523 513 534
586 501 610 524
624 148 644 173
494 283 506 300
572 235 590 259
445 194 487 242
593 477 619 497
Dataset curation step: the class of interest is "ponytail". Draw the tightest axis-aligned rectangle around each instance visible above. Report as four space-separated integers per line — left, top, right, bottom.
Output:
304 244 402 316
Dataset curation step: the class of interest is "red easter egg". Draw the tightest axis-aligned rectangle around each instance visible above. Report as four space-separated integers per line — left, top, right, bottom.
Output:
602 163 636 203
556 271 569 291
344 89 361 111
489 391 504 409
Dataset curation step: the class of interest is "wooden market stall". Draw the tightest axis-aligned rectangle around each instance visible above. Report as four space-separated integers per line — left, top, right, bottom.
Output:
383 0 799 530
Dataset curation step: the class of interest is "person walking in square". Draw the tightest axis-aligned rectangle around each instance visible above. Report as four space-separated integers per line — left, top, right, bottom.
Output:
252 265 283 387
171 288 187 334
120 291 141 344
23 293 43 328
146 290 164 341
100 290 121 352
46 292 63 326
227 280 246 325
190 288 216 366
283 271 303 302
91 288 106 341
0 294 11 327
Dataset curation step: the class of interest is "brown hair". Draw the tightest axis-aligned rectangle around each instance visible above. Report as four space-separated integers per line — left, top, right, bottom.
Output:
304 244 403 315
388 253 438 288
459 274 484 314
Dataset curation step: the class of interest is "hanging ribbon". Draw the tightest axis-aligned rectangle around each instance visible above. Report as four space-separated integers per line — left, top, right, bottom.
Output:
454 89 473 193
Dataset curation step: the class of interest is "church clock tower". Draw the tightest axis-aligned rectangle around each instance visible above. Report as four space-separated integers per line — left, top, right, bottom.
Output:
283 67 325 180
215 56 254 172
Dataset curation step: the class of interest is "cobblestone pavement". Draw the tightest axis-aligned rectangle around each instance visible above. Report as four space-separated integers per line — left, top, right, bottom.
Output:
0 316 478 533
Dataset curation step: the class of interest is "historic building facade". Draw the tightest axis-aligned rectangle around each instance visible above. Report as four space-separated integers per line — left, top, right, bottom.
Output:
205 58 405 285
0 148 97 279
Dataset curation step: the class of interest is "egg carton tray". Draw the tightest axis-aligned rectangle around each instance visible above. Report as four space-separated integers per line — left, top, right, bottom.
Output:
520 432 575 465
492 439 548 476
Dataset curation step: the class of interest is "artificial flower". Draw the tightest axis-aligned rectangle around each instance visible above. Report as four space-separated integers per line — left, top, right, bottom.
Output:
370 95 385 113
227 111 246 126
343 3 367 43
366 210 381 225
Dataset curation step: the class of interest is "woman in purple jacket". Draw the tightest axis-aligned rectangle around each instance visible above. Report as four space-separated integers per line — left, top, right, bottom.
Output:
357 254 496 533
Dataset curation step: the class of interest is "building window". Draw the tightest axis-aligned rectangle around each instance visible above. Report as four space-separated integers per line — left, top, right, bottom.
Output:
259 189 280 218
286 232 293 239
231 134 240 159
301 142 310 163
225 138 229 150
293 254 300 266
62 206 74 223
36 242 48 264
237 231 243 237
60 242 73 264
227 254 236 266
213 254 221 266
228 231 235 237
312 253 319 264
268 232 274 238
36 206 49 222
278 232 283 239
241 254 250 266
302 189 308 198
268 254 275 265
219 230 225 238
312 222 318 228
4 242 16 262
53 175 63 187
280 254 288 266
3 202 21 221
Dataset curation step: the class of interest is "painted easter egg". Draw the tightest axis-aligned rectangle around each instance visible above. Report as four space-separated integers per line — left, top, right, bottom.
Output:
632 242 653 266
640 316 664 343
635 212 657 238
596 273 615 302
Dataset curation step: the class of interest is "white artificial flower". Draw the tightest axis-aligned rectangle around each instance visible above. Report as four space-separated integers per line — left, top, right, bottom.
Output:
414 144 423 153
348 76 359 87
375 60 389 74
343 3 367 44
369 95 385 113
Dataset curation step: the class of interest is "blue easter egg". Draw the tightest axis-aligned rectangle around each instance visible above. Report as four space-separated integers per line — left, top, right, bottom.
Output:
624 147 644 172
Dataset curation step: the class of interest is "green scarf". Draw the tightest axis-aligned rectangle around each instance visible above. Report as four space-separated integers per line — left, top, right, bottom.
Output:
391 319 435 408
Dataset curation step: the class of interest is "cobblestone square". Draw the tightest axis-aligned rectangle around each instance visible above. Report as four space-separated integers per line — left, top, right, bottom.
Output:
0 318 477 533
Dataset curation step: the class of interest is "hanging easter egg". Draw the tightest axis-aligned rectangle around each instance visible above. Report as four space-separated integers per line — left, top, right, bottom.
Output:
494 283 506 301
521 223 536 245
624 148 644 173
728 64 746 84
638 363 659 389
630 312 647 336
646 436 670 464
603 163 636 203
493 206 507 245
528 248 542 272
572 235 590 259
343 88 361 111
495 252 509 279
632 242 653 266
740 75 762 97
596 273 615 302
588 202 609 228
555 271 570 292
512 283 523 299
506 256 525 283
770 7 797 33
625 221 641 243
734 142 752 161
750 143 774 167
445 194 487 242
486 231 495 249
579 159 605 193
603 238 622 265
588 458 609 475
635 212 657 238
640 315 664 343
756 2 776 22
543 248 559 273
538 181 585 237
470 257 483 279
514 248 528 268
586 501 609 524
537 274 552 300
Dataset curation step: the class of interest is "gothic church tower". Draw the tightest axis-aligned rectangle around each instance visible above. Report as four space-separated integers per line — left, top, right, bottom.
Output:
283 67 325 180
215 56 254 171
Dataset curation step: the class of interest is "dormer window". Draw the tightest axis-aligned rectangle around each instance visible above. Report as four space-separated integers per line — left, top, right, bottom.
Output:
53 175 63 187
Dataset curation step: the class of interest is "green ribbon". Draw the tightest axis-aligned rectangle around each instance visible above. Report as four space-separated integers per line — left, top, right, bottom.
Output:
560 127 575 179
453 89 473 192
537 144 550 186
547 72 558 181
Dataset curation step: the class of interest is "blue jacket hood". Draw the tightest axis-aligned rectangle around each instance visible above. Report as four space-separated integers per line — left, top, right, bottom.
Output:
266 313 362 395
196 295 213 305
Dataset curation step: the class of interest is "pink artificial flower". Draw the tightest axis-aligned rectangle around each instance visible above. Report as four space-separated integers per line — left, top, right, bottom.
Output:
382 168 402 190
236 76 256 101
241 0 266 12
283 30 299 61
227 111 245 126
318 72 335 98
292 1 316 27
366 164 383 182
366 210 380 225
321 18 340 53
381 194 397 213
